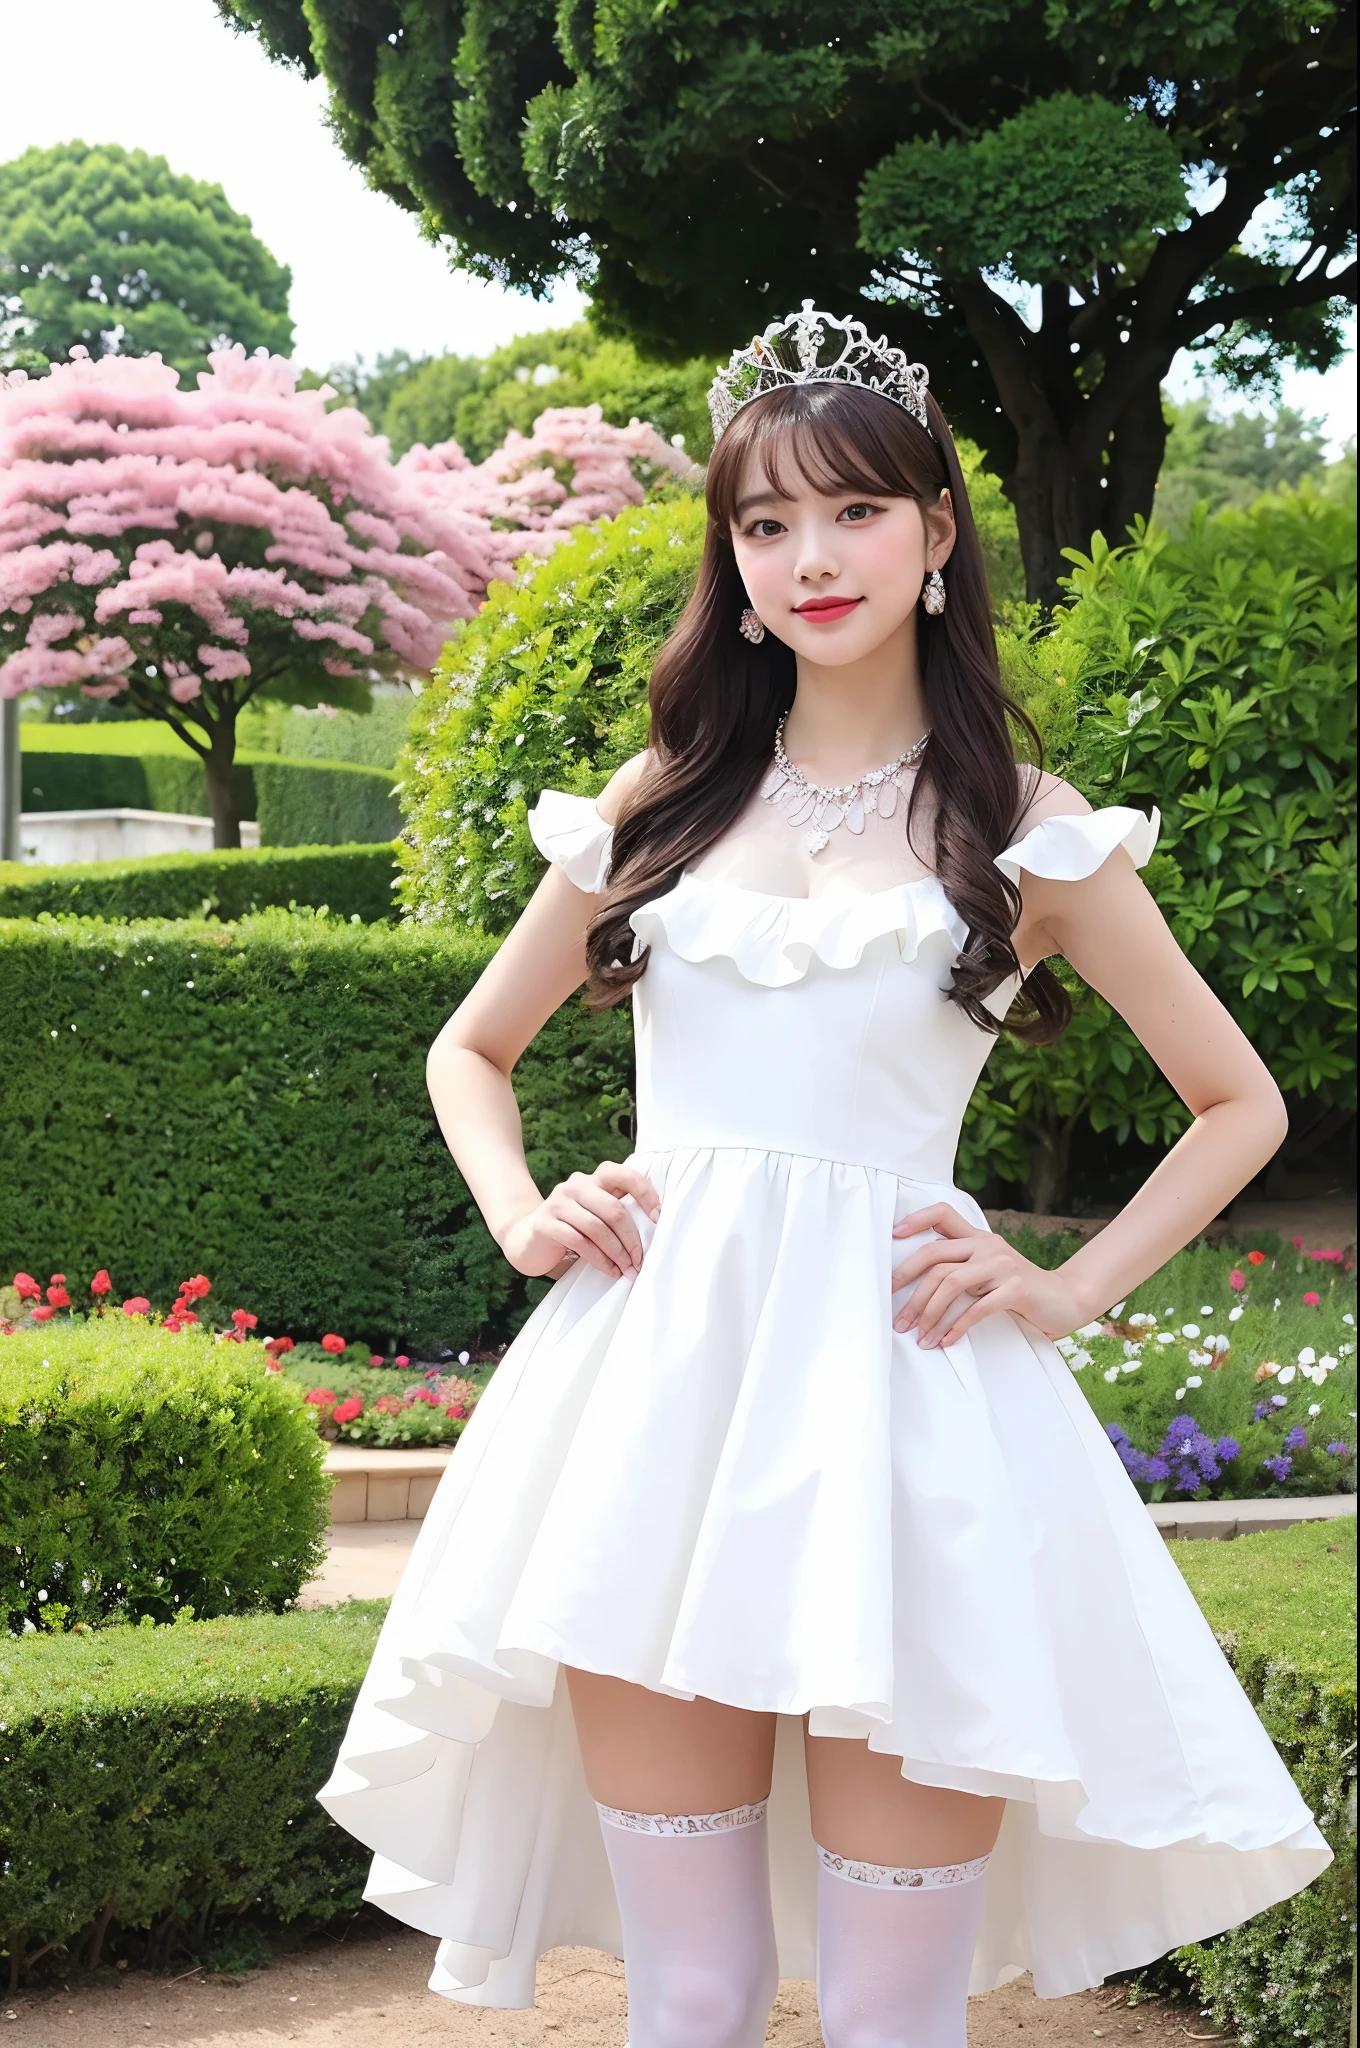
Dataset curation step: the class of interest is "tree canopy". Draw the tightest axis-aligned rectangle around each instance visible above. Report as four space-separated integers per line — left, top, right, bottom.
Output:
219 0 1356 597
0 141 293 380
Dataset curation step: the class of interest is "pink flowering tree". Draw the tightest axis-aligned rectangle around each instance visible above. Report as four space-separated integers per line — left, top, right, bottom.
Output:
0 349 691 845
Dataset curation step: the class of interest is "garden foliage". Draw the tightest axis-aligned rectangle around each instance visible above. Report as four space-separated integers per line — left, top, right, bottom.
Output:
0 1602 383 1981
0 1321 330 1633
0 842 398 923
1171 1519 1356 2048
0 911 632 1349
20 729 402 845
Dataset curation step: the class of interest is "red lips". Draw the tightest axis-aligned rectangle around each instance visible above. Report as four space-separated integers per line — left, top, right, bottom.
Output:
793 596 863 622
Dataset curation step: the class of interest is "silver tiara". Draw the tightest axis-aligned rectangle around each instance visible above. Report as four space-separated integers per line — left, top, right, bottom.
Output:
708 302 931 440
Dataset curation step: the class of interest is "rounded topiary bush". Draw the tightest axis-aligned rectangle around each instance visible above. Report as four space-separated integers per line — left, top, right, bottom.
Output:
0 1320 330 1631
398 493 706 929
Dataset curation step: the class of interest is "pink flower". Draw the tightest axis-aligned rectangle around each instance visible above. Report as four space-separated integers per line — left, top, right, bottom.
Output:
1228 1270 1245 1290
13 1273 40 1300
180 1275 212 1300
333 1395 363 1425
320 1333 346 1354
395 1354 411 1368
163 1314 183 1332
1303 1291 1321 1307
231 1308 258 1331
304 1387 336 1407
90 1269 112 1296
121 1296 151 1316
31 1304 55 1321
369 1353 384 1367
45 1284 70 1308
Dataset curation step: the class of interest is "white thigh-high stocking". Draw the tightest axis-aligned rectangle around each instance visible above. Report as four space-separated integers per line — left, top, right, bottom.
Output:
596 1799 779 2048
815 1847 991 2048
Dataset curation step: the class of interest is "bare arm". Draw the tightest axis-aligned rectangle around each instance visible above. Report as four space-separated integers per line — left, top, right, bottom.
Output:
425 757 659 1281
892 785 1287 1346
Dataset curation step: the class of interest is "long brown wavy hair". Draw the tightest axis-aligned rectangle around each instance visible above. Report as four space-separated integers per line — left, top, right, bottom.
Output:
583 379 1069 1042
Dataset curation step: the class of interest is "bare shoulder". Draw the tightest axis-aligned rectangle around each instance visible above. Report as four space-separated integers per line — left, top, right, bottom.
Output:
1011 766 1093 838
595 750 656 825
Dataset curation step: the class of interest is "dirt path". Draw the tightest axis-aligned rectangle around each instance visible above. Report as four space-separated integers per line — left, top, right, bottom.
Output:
3 1933 1217 2047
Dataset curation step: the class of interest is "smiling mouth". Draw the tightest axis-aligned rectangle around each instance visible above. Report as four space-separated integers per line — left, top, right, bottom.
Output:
793 596 863 621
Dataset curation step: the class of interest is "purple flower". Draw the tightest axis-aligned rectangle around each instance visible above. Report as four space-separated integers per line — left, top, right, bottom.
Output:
1270 1394 1287 1408
1326 1440 1352 1460
1283 1425 1308 1451
1253 1401 1273 1423
1216 1436 1240 1462
1262 1454 1293 1484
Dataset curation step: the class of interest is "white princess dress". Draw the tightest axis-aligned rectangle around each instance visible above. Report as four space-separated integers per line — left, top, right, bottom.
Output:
318 788 1330 2006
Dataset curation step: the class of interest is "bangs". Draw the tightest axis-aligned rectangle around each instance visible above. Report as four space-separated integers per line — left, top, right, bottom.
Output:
707 381 944 530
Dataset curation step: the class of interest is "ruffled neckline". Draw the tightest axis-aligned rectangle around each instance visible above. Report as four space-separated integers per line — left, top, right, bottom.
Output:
526 789 1159 991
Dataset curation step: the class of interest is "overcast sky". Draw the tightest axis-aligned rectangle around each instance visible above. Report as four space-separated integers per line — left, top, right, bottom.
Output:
3 0 1353 449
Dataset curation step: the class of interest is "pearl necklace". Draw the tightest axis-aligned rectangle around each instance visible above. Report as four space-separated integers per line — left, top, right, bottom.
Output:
760 716 931 854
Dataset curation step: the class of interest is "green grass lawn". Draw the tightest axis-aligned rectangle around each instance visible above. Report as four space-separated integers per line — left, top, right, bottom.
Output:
1171 1515 1355 1682
20 719 199 756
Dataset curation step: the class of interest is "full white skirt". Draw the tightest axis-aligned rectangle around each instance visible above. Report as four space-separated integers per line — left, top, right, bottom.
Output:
317 1146 1331 2005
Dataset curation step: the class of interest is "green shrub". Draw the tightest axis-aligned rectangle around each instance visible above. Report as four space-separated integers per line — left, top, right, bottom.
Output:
236 688 415 769
0 1602 384 1981
0 910 633 1351
980 486 1357 1207
0 843 400 922
0 1321 330 1632
20 726 403 845
1169 1519 1356 2048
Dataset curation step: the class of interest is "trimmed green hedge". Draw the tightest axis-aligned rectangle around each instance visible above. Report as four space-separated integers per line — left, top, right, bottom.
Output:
1169 1519 1356 2048
20 741 402 847
0 843 400 922
0 910 633 1350
0 1321 330 1632
0 1602 384 1980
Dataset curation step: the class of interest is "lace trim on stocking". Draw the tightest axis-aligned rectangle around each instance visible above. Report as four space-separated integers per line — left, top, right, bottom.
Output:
816 1844 991 1889
596 1798 769 1836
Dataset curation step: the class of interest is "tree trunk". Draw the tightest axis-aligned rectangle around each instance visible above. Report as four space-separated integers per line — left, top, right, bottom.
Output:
203 714 240 850
1025 1113 1079 1215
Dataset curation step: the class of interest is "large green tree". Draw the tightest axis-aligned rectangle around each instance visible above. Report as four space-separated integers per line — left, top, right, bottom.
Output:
0 141 292 380
218 0 1355 599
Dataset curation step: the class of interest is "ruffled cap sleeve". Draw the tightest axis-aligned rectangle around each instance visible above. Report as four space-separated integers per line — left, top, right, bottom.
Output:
527 789 615 894
994 804 1159 886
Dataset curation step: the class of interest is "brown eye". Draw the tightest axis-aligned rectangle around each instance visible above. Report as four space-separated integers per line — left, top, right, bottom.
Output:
841 503 875 523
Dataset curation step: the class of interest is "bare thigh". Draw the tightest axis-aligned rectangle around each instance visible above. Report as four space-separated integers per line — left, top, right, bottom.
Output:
566 1667 777 1813
805 1728 1006 1867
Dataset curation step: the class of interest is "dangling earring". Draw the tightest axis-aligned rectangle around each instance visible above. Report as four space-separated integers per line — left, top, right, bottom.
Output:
922 569 946 616
739 607 766 644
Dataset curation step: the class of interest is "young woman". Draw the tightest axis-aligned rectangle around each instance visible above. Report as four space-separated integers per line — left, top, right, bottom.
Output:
320 307 1329 2040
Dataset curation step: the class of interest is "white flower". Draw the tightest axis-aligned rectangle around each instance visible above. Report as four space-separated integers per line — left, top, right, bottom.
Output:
1175 1386 1187 1399
1110 1301 1127 1318
1309 1404 1322 1417
1055 1337 1077 1357
1076 1320 1105 1339
1180 1324 1201 1338
1228 1305 1245 1322
1277 1366 1297 1385
1122 1340 1143 1359
1188 1349 1212 1366
1273 1298 1281 1310
1298 1347 1316 1366
1341 1344 1354 1357
1067 1347 1093 1370
1128 1312 1158 1328
1121 1358 1141 1373
1319 1355 1338 1371
1200 1305 1214 1316
1103 1366 1120 1383
1186 1375 1203 1388
1343 1313 1354 1327
1156 1332 1176 1345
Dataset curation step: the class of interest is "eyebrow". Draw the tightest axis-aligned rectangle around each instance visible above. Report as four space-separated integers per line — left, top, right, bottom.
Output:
732 490 789 521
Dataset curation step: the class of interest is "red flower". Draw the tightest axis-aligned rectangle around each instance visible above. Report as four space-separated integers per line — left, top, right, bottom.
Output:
90 1269 112 1296
121 1296 151 1316
264 1335 295 1361
320 1333 346 1355
164 1314 184 1332
1303 1291 1321 1307
176 1308 200 1325
1228 1270 1245 1291
369 1353 384 1367
180 1275 212 1300
304 1387 336 1406
45 1284 70 1308
1247 1250 1267 1266
31 1304 56 1321
333 1395 363 1425
13 1273 40 1300
395 1354 411 1368
446 1403 468 1420
231 1308 259 1331
49 1273 67 1285
373 1394 404 1417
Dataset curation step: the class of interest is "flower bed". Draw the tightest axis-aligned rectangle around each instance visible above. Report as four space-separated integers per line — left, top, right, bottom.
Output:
1053 1235 1356 1502
280 1344 492 1448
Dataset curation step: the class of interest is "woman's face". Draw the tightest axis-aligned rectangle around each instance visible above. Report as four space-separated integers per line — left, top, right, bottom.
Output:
728 453 955 668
